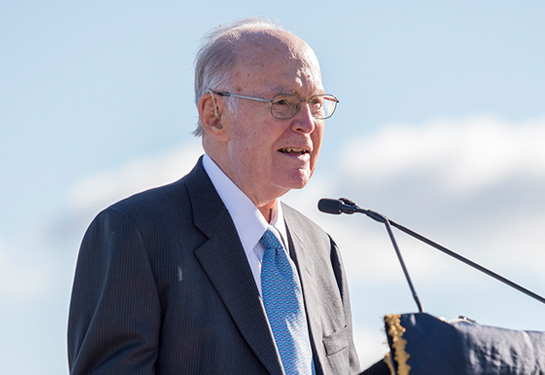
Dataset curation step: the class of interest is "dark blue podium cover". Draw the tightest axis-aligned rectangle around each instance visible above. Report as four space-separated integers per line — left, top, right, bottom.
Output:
381 312 545 375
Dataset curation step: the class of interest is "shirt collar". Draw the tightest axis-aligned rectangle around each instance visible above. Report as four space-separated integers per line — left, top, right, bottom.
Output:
202 154 289 252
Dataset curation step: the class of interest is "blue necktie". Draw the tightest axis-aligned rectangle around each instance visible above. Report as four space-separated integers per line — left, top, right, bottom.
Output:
260 228 315 375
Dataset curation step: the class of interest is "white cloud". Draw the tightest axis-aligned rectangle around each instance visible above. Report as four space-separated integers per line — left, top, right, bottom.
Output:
67 142 203 216
324 115 545 276
342 115 545 196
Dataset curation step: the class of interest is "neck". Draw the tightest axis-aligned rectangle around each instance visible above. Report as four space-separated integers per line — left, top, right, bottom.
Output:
259 200 277 223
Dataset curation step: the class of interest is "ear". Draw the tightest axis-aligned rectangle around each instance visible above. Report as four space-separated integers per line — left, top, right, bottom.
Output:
198 91 229 142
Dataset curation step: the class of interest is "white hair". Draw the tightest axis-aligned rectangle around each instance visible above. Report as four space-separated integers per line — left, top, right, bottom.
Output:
193 17 287 136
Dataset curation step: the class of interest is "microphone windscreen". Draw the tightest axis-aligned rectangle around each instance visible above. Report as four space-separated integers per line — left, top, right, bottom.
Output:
318 198 343 214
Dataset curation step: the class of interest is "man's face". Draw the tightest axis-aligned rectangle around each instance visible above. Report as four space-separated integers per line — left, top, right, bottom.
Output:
219 32 325 208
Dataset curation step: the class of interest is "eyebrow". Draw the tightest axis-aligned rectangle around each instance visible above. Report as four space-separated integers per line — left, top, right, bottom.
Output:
265 86 326 97
265 86 296 95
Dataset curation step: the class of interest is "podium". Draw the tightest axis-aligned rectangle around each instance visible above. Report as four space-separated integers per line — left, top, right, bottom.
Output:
362 312 545 375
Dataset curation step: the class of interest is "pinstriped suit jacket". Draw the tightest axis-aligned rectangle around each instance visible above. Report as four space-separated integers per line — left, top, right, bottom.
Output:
67 156 360 375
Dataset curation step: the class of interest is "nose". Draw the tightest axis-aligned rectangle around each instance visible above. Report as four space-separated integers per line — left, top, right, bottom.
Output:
291 101 317 134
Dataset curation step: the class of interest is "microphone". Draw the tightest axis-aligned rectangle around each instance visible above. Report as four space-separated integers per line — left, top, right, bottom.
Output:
318 197 545 308
318 198 360 215
317 198 343 214
318 198 387 223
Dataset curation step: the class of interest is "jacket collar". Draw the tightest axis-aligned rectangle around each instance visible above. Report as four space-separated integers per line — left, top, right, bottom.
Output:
185 157 285 375
283 203 327 375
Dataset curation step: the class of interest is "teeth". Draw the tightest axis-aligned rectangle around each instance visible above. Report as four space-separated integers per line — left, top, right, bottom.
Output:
281 147 308 154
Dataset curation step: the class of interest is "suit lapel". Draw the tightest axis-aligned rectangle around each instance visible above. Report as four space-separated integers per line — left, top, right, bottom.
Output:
185 158 283 375
283 206 327 375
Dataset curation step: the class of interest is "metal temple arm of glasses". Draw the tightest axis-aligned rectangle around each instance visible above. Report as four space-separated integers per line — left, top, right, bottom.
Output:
216 92 270 103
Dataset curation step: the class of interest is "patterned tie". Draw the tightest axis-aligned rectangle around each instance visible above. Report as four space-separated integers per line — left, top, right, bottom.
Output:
260 228 316 375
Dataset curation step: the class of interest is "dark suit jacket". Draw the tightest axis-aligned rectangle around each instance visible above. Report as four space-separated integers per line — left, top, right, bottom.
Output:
68 157 360 374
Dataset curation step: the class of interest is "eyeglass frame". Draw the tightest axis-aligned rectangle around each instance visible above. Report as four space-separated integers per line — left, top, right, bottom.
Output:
212 91 339 120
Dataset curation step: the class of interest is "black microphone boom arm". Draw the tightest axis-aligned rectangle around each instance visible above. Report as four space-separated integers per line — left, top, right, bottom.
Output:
318 198 545 307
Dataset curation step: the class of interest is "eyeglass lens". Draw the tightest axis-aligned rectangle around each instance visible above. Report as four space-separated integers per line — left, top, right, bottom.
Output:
270 94 337 119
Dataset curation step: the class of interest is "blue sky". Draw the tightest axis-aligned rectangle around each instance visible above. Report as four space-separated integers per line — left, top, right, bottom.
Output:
2 1 545 373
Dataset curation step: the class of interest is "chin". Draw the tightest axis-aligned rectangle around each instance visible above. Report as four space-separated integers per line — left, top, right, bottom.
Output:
284 171 312 190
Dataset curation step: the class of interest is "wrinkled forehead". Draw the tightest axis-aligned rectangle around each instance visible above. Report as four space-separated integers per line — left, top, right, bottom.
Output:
231 30 323 92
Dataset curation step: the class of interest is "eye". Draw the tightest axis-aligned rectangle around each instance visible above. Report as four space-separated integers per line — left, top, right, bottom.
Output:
309 96 323 108
272 95 298 107
272 98 289 106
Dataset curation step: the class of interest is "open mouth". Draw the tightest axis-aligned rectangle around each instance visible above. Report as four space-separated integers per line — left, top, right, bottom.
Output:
278 147 310 155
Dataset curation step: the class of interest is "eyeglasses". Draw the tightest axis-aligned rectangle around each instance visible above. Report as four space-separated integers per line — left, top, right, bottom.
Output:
214 91 339 120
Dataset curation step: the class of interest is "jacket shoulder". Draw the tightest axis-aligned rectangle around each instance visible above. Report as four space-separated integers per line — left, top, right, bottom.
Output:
281 202 330 240
104 157 208 220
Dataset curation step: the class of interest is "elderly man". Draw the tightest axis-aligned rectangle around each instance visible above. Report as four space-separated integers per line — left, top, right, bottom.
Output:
68 18 360 375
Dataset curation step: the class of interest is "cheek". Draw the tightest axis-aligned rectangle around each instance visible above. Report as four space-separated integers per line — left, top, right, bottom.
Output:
229 123 259 152
229 128 274 169
311 128 324 158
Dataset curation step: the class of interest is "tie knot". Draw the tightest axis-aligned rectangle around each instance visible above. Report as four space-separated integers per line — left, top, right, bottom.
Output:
259 229 283 251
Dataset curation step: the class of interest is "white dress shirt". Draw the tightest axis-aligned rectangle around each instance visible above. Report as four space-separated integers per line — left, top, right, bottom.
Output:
202 154 289 296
